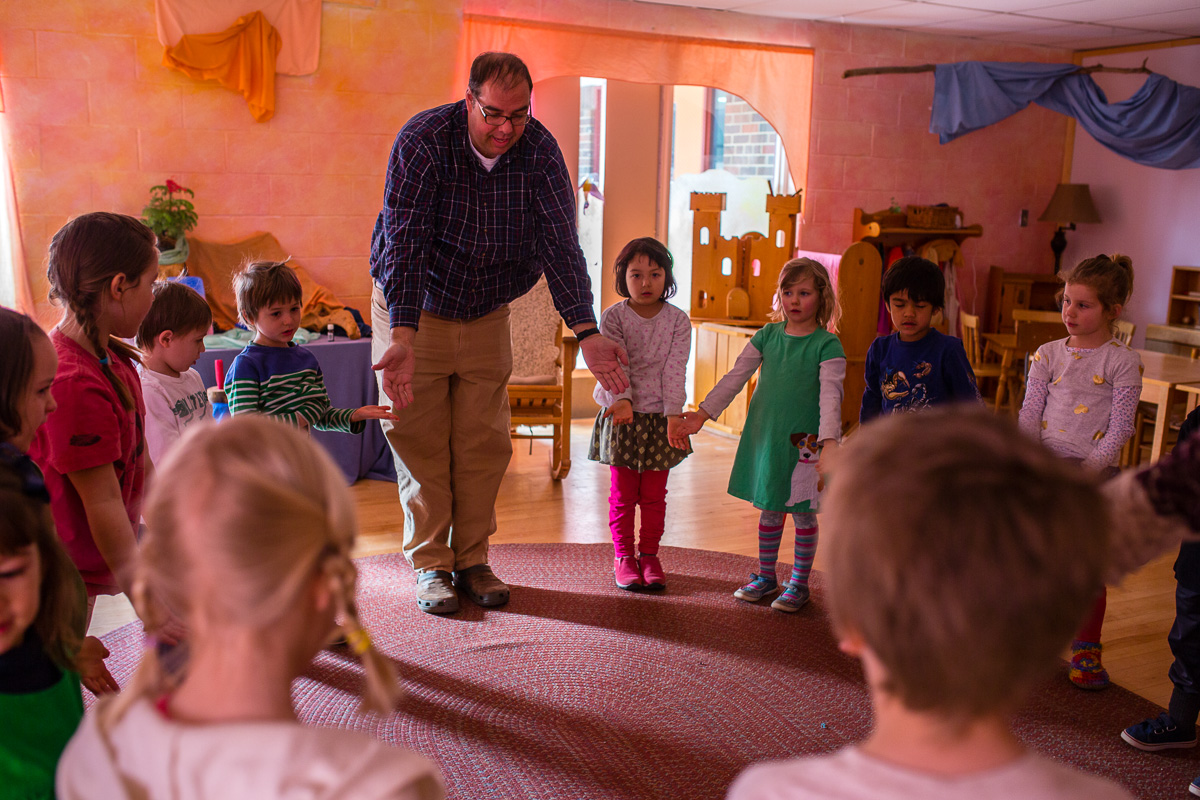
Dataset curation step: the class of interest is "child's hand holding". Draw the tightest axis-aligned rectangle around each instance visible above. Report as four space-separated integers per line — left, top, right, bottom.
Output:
603 399 634 425
817 439 839 479
676 410 709 437
78 635 119 695
666 415 691 450
351 405 401 423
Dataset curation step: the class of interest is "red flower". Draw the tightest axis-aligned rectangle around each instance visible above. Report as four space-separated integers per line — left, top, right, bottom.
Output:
165 179 183 194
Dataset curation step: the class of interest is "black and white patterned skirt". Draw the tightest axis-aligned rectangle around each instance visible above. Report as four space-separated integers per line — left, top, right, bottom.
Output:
588 410 691 472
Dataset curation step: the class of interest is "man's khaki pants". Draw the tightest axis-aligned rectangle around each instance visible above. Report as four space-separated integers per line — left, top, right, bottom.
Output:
372 285 513 574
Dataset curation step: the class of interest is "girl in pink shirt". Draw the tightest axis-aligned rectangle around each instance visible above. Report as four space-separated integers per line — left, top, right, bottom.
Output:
589 238 692 591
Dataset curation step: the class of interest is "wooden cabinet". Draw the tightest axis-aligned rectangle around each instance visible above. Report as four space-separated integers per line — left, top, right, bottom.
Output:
1168 266 1200 328
692 321 759 435
985 267 1060 334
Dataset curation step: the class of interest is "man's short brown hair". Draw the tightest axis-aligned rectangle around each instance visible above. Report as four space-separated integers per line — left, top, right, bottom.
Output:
232 260 302 328
468 52 533 96
136 280 213 350
826 407 1108 718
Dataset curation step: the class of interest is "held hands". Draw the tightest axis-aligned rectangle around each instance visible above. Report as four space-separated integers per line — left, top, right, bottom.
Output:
580 334 630 394
666 416 691 451
816 439 839 479
77 636 118 695
351 405 400 423
372 328 416 409
603 399 634 425
675 410 710 438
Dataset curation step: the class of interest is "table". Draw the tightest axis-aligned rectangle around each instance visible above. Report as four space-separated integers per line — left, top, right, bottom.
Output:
194 336 397 484
1135 349 1200 462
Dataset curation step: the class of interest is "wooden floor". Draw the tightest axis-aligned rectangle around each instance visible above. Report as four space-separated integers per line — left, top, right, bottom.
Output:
93 421 1180 708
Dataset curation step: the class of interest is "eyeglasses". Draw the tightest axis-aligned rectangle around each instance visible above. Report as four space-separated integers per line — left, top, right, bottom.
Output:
471 97 530 128
0 442 49 504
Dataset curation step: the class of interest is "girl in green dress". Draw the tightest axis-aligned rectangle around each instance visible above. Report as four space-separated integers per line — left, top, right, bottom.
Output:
678 259 846 612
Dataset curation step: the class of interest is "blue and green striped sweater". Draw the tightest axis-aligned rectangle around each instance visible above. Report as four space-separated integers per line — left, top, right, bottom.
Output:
224 343 364 434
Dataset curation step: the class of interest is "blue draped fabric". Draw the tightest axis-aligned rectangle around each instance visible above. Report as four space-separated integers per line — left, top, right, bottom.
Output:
931 62 1200 169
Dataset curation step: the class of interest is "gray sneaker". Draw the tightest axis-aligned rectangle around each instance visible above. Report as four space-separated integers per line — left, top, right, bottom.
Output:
771 582 810 613
416 570 459 614
733 573 779 602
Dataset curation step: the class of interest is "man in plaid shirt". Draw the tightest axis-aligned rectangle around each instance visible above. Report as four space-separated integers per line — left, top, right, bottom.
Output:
370 52 629 615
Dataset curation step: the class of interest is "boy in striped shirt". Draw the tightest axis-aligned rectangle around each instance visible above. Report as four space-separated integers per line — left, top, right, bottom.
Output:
225 261 397 432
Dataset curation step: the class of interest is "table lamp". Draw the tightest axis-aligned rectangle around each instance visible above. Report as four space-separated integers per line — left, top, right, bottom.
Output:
1038 183 1101 273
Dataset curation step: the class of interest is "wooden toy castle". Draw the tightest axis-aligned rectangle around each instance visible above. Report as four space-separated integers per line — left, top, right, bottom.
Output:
689 190 802 323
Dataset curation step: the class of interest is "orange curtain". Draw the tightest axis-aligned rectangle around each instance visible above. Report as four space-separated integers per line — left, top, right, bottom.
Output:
163 10 281 122
457 16 814 197
155 0 320 76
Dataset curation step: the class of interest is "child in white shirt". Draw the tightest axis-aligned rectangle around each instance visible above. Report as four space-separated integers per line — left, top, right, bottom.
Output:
58 416 443 800
136 281 212 465
728 408 1134 800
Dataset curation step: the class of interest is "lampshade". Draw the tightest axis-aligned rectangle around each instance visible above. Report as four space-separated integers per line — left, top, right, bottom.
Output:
1038 183 1101 225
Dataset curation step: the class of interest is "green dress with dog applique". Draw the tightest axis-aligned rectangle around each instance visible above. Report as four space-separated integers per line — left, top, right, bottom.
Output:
726 323 844 514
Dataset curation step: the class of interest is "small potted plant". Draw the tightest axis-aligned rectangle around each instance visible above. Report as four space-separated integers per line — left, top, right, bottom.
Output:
141 179 198 251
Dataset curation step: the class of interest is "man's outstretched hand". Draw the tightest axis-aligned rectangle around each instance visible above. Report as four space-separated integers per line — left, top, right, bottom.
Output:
373 328 417 409
580 333 629 394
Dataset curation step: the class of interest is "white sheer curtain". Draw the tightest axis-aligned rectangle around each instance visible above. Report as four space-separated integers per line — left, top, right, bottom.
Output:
0 116 34 314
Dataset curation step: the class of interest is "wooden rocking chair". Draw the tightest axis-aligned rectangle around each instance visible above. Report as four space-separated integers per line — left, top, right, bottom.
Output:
508 277 579 480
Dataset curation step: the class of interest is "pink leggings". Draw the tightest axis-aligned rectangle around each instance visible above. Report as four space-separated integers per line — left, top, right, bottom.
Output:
609 466 669 558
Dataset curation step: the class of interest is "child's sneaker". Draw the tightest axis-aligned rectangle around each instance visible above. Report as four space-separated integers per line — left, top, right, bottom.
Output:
1069 640 1110 690
1121 712 1197 751
614 556 643 590
733 573 778 602
771 581 810 613
639 554 666 590
1190 775 1200 798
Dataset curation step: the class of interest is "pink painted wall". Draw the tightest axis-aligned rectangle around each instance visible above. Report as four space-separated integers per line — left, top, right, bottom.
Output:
1066 43 1200 348
2 0 463 325
464 0 1073 317
3 0 1073 324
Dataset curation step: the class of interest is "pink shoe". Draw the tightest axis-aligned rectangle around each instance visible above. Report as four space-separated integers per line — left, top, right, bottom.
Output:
639 554 665 590
614 556 643 590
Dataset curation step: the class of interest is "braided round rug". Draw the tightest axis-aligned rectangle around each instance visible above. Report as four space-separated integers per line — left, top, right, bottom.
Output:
97 543 1194 800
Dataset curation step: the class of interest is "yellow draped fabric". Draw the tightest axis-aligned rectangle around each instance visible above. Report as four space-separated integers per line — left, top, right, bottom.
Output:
163 10 280 122
457 16 814 193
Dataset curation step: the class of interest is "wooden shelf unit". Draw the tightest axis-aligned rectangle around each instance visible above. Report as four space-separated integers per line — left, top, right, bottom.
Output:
1168 266 1200 328
692 321 760 436
851 207 982 247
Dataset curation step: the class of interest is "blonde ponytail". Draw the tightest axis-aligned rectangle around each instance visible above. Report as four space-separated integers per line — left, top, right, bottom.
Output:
328 553 401 715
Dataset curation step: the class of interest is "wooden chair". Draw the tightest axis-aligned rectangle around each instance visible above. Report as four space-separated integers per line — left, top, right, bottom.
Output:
1114 319 1136 345
1005 314 1066 412
508 277 579 480
960 312 1004 401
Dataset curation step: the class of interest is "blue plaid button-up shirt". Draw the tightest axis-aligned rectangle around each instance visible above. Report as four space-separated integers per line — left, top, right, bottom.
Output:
369 100 595 331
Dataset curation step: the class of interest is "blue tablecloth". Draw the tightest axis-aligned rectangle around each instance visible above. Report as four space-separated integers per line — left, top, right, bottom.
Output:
194 336 397 484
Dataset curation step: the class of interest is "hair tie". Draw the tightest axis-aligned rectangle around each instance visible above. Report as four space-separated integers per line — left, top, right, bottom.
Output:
346 628 372 656
98 353 110 366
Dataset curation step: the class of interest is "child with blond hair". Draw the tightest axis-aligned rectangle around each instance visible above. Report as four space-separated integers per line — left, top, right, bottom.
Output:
57 417 444 800
728 407 1133 800
678 258 845 612
136 280 212 464
1019 253 1141 690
